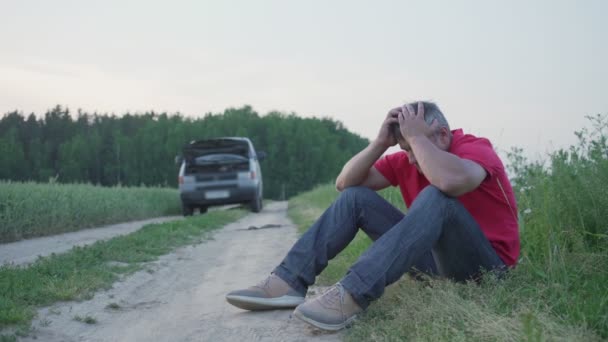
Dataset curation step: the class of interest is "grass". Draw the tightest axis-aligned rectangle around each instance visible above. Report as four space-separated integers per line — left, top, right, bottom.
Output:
287 115 608 341
0 181 181 243
0 208 246 335
0 335 16 342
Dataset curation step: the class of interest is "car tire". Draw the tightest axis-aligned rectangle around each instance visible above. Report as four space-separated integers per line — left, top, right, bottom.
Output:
250 195 262 213
199 206 208 214
182 202 194 216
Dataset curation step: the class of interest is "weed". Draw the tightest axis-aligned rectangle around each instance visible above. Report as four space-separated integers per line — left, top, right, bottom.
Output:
73 315 97 324
0 334 16 342
105 303 121 310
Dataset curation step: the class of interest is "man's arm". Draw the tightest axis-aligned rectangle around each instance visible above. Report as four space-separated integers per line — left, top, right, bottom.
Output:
408 135 486 196
335 142 391 191
399 103 486 197
335 108 401 192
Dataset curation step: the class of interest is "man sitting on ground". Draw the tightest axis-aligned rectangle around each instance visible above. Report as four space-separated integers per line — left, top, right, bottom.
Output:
226 101 520 331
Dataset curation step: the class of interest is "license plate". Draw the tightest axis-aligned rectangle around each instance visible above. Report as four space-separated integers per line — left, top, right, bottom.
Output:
205 190 229 199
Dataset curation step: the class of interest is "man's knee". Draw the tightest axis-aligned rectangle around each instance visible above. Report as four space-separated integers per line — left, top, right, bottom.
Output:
418 185 451 201
339 186 376 202
335 186 378 211
414 185 456 212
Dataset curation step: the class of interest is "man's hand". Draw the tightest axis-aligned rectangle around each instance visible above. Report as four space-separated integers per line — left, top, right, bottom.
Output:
398 102 439 141
374 108 401 149
336 108 398 191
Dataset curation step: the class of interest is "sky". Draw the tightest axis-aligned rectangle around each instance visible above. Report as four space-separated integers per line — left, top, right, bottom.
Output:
1 0 607 162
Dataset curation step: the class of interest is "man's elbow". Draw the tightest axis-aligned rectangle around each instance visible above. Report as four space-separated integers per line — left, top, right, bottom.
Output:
335 179 345 192
439 160 486 196
436 176 473 197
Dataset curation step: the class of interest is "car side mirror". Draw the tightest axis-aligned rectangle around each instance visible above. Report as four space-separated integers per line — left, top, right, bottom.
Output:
175 155 183 165
257 151 267 161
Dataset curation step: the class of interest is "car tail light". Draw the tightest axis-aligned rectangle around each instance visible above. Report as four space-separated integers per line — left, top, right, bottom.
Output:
178 176 184 184
250 171 256 179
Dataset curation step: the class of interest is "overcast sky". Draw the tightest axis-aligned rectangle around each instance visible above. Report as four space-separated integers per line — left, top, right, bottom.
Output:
1 0 606 161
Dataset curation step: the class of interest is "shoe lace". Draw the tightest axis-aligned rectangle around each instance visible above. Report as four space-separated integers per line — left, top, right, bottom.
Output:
319 283 345 309
254 276 271 289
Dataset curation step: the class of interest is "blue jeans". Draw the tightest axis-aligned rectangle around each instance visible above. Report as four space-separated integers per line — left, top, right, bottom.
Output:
273 186 505 309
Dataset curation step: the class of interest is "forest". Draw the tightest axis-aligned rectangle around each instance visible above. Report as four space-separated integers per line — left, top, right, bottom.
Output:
0 105 369 199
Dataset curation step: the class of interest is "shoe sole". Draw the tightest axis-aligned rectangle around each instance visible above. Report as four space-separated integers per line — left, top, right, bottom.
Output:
293 307 358 331
225 295 305 311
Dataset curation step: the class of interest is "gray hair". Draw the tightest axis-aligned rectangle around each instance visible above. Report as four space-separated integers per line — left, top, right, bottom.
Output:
390 101 451 141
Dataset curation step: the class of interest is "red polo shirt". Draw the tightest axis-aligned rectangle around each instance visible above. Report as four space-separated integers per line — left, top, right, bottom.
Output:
374 129 520 266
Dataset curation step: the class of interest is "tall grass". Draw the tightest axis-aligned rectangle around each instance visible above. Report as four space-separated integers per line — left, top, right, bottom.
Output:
503 113 608 338
0 181 181 242
287 114 607 340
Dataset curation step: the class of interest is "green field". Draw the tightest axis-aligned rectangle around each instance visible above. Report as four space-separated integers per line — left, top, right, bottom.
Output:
287 115 607 341
0 181 181 243
0 208 247 338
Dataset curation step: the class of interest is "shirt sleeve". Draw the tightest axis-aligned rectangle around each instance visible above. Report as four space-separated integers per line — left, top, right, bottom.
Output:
373 153 400 186
453 138 502 178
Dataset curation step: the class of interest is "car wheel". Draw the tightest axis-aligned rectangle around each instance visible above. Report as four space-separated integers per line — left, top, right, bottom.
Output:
199 206 208 214
182 202 194 216
250 196 262 213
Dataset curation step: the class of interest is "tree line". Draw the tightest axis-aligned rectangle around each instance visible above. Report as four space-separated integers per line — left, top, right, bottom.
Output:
0 105 369 199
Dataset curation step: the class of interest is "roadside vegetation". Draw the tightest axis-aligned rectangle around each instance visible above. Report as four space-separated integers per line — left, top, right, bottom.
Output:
0 181 181 243
288 114 607 341
0 208 246 337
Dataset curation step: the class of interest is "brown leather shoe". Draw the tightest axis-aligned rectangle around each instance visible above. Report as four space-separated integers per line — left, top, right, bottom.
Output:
293 283 362 331
226 274 305 310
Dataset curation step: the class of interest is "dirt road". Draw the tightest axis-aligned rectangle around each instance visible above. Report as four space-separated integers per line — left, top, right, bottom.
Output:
21 202 342 342
0 217 182 266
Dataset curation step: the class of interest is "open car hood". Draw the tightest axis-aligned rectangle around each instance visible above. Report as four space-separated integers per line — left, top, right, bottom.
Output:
183 138 250 163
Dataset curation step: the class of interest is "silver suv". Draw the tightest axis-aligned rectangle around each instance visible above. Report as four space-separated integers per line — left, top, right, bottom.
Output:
177 137 265 216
